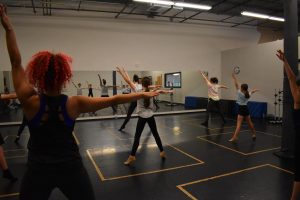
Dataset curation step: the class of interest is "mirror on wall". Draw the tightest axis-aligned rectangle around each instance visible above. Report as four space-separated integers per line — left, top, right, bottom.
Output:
0 70 206 123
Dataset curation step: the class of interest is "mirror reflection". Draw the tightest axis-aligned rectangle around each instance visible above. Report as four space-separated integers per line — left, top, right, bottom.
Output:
0 70 205 123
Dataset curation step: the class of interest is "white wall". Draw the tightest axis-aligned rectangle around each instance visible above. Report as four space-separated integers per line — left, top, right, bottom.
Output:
0 11 261 80
221 37 300 115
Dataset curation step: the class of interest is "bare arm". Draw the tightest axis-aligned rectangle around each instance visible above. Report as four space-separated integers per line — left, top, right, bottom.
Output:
68 92 159 118
98 74 103 87
0 93 17 100
231 73 239 90
149 85 161 92
0 5 36 104
117 67 137 92
71 81 78 89
250 89 259 95
155 89 173 94
218 85 229 89
276 50 300 101
199 71 210 86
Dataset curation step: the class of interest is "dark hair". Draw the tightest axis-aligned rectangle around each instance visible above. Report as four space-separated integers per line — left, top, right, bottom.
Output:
142 77 151 108
210 77 218 84
103 79 106 85
241 84 250 99
133 74 139 82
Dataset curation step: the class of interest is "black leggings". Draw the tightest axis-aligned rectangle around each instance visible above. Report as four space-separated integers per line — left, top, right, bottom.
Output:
120 101 137 129
131 116 163 156
88 92 93 97
20 160 95 200
204 99 225 123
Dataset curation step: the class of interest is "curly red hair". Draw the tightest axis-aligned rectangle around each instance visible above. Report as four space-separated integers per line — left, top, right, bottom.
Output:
26 51 72 92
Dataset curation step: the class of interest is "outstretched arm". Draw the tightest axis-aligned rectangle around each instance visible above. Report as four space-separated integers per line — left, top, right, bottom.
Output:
155 89 173 94
149 85 161 91
250 89 260 95
0 5 36 104
231 73 239 90
276 50 300 101
218 85 229 89
117 67 136 92
199 71 210 86
0 93 17 100
71 81 78 89
68 92 159 118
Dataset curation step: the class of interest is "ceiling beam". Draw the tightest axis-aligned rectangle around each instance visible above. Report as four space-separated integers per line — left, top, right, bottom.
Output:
4 4 281 30
217 0 252 14
115 3 128 18
170 10 184 21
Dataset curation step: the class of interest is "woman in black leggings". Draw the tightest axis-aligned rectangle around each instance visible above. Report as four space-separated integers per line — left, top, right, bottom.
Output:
199 71 228 127
276 50 300 200
119 74 140 131
117 68 172 165
0 7 158 199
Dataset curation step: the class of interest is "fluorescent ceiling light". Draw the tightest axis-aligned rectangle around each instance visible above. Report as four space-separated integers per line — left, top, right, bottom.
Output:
241 11 269 19
173 6 183 10
269 16 285 22
242 11 285 22
133 0 174 6
173 73 180 76
175 2 211 10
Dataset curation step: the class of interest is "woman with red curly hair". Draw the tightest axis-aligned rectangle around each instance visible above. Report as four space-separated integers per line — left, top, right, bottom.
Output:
0 5 158 200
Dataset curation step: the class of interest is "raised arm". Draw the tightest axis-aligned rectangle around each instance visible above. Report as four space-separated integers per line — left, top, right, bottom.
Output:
199 71 210 86
68 92 159 118
117 67 137 92
0 93 17 100
276 50 300 101
0 5 36 103
98 74 103 87
231 73 239 90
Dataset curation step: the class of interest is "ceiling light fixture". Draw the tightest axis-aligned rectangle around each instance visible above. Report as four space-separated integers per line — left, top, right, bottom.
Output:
174 2 211 10
241 11 285 22
133 0 174 6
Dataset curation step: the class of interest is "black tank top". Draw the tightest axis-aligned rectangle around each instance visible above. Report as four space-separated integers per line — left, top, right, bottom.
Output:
27 94 80 165
294 109 300 131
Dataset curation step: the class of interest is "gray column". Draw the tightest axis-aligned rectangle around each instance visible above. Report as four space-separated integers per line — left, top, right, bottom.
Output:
113 71 117 95
275 0 298 158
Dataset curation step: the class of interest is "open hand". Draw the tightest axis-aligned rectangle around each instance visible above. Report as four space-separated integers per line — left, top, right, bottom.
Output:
276 50 285 62
0 5 11 31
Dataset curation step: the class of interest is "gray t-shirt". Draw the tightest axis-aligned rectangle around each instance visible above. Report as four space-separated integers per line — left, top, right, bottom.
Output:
236 90 250 105
101 86 109 96
77 88 83 96
136 88 154 118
